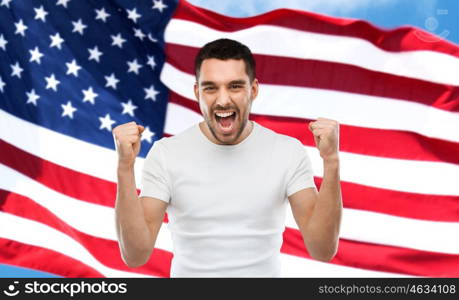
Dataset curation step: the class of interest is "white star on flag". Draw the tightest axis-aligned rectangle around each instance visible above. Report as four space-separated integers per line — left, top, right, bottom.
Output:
26 89 40 106
0 76 5 92
105 73 119 90
111 33 126 48
29 46 44 64
61 101 77 119
14 19 28 37
56 0 70 8
121 99 138 117
50 33 65 49
152 0 168 13
1 0 12 8
127 59 143 75
72 19 87 35
0 34 7 50
82 87 98 104
134 28 146 40
95 7 110 22
45 73 60 91
66 59 81 77
144 85 159 101
126 8 141 23
146 55 156 69
88 46 103 62
99 113 116 131
11 62 23 78
141 126 155 143
34 6 48 22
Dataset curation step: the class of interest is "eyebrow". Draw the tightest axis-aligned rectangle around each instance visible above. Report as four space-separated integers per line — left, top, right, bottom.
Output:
228 80 247 85
200 81 216 86
200 79 247 86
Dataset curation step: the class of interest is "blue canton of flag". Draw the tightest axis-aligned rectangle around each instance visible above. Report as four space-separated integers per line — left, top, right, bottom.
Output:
0 0 178 157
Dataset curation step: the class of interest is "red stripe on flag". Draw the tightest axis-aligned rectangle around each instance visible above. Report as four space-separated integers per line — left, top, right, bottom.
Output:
166 43 459 112
0 238 103 278
0 190 172 277
0 139 177 225
174 0 459 58
282 227 459 277
0 139 116 208
168 92 459 166
326 178 459 222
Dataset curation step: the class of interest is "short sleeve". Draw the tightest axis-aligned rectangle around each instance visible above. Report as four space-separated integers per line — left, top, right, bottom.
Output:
286 141 316 197
139 141 171 203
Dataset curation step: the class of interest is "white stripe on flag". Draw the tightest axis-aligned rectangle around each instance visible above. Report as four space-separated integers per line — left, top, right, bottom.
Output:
0 109 142 184
164 99 203 133
165 19 459 86
285 205 459 255
280 254 409 277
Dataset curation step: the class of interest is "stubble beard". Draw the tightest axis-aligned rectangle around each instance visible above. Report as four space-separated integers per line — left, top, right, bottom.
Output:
205 108 250 145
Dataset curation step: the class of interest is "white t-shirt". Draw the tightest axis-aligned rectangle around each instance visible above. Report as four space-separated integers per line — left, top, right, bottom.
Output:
139 121 316 277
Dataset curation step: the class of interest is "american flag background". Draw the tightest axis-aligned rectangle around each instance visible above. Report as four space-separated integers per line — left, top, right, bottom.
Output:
1 0 459 277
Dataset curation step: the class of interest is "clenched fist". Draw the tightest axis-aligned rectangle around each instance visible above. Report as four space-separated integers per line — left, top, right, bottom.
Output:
113 121 145 166
308 118 339 161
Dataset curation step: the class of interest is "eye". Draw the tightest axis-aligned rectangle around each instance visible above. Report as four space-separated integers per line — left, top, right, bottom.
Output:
230 84 243 89
203 86 216 91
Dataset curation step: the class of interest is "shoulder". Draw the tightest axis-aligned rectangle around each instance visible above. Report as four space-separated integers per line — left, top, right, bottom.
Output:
255 122 304 150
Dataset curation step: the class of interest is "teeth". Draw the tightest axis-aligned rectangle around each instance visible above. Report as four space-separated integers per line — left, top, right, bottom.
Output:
215 111 235 118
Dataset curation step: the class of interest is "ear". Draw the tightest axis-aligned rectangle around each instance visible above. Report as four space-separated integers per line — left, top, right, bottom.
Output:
250 78 259 101
194 82 199 101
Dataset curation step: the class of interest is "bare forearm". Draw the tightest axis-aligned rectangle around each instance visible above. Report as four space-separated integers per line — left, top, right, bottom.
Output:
115 164 152 266
305 157 342 260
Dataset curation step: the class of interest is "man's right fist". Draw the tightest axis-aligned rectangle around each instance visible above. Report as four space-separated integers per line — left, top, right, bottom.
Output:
113 122 145 166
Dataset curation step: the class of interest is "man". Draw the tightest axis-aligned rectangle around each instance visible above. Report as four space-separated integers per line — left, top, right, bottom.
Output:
113 38 342 277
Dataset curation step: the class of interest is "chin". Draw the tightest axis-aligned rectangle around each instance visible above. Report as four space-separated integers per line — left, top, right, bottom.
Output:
217 135 238 145
206 116 248 145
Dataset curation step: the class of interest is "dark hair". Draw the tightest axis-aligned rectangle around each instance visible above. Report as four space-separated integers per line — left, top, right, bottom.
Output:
194 38 256 82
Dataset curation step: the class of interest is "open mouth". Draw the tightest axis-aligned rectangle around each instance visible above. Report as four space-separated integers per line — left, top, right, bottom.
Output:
215 111 237 134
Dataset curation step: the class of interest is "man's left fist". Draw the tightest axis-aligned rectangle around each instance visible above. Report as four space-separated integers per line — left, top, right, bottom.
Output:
308 118 339 161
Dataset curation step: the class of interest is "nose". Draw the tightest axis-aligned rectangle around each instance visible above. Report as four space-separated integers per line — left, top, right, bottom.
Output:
215 87 232 107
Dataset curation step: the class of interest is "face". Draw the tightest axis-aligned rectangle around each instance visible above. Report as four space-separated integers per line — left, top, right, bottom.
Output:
194 58 258 145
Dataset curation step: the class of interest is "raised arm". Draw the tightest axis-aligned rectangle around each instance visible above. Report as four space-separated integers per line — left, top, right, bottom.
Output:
113 122 167 268
288 118 342 262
